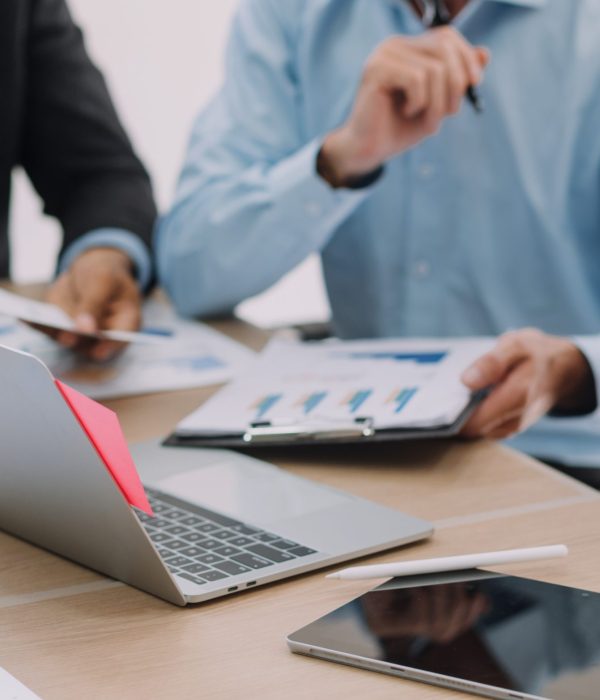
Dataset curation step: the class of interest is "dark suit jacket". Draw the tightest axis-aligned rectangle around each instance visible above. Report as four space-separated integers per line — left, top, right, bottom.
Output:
0 0 156 278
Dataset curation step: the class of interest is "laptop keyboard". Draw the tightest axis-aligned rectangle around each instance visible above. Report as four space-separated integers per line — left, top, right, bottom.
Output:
137 487 319 587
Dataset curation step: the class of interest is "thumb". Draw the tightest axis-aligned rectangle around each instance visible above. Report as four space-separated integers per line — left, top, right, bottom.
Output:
461 337 528 391
461 353 507 391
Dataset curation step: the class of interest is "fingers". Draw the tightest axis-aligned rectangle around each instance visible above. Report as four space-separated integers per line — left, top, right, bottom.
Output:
373 56 433 118
460 329 592 439
72 270 115 332
87 294 139 362
418 29 472 114
423 55 448 127
43 249 141 361
418 27 487 112
476 46 491 71
462 363 530 437
485 417 524 440
451 39 489 90
462 356 557 439
88 339 127 363
374 54 452 130
105 294 142 333
461 333 531 391
380 41 460 120
373 28 488 120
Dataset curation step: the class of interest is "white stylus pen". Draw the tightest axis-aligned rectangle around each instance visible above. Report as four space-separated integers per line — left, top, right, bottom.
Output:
326 544 569 581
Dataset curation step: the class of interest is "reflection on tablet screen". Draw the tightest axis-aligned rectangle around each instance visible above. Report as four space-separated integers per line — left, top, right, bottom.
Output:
289 572 600 699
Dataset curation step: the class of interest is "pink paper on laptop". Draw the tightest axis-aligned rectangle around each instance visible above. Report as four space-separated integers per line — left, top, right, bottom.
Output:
55 380 153 516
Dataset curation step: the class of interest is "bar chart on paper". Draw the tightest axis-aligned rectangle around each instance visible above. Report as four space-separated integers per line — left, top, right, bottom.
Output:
296 392 328 415
343 390 373 414
335 351 447 365
388 387 419 414
175 336 494 438
252 394 283 420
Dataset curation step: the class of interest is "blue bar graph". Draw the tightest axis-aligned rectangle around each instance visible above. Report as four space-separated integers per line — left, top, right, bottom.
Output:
167 356 224 371
299 392 327 415
336 351 447 364
345 389 372 414
252 394 282 419
392 387 418 414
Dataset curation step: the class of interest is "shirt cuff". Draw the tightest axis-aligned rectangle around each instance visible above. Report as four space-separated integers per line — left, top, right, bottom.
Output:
572 335 600 414
59 228 153 291
267 138 375 245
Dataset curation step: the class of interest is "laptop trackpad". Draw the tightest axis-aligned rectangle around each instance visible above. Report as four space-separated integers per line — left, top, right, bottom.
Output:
145 455 347 528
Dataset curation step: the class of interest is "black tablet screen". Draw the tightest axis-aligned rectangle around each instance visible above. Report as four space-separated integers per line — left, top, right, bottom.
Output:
289 572 600 699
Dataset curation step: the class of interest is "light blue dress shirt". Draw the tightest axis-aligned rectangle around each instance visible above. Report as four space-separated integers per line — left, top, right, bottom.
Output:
157 0 600 466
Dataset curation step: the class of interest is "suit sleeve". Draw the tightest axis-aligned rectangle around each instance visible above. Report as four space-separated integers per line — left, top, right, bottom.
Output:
20 0 157 265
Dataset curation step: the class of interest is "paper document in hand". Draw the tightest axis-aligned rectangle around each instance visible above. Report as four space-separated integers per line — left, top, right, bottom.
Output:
0 300 254 399
175 337 494 437
0 287 168 344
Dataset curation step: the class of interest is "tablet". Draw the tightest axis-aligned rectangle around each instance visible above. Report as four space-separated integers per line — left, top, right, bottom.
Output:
287 570 600 700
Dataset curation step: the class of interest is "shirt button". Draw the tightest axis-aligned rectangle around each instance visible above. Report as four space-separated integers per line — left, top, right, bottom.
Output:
418 164 435 179
305 201 322 217
414 260 431 279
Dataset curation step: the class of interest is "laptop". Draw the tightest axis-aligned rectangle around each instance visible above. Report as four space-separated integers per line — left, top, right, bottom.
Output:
0 344 432 606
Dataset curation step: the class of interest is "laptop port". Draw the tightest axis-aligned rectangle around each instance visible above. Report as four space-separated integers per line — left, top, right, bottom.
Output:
246 581 257 587
227 586 238 592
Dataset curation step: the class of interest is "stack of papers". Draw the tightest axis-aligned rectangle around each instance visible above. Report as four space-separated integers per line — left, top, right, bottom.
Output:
0 298 254 400
173 336 493 443
0 288 164 344
0 668 42 700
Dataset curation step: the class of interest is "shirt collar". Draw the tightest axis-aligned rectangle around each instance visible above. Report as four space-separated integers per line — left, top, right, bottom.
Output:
486 0 547 7
391 0 547 8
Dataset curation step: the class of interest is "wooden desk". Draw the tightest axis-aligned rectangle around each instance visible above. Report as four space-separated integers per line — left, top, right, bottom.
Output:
0 316 599 699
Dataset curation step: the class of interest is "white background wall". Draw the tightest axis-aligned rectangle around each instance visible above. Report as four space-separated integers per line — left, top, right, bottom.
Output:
10 0 329 328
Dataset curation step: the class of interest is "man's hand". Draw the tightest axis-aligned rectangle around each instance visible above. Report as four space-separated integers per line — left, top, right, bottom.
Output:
45 247 141 361
318 27 489 187
461 329 596 439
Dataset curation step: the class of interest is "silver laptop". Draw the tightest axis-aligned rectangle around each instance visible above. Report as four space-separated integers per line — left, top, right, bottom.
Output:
0 344 432 606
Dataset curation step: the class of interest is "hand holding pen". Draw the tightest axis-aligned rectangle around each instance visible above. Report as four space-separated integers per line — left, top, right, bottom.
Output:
318 23 489 188
426 0 485 113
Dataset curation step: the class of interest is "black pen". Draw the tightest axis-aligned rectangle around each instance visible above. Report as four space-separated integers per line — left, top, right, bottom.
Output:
429 0 484 114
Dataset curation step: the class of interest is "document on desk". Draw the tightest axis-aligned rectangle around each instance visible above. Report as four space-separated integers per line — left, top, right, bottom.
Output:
0 668 43 700
171 336 494 446
0 300 254 399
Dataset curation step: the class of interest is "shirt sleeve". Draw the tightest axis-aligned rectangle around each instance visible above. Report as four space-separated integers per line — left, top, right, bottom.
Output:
573 335 600 413
156 0 372 318
59 228 153 292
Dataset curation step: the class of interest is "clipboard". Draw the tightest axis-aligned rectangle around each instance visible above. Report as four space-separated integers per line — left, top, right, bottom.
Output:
163 394 481 449
163 337 492 451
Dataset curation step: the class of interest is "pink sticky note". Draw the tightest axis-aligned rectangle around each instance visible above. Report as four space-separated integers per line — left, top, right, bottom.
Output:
55 380 153 516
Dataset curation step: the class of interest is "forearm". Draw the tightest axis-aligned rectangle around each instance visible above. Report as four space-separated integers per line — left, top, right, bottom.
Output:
157 139 370 318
